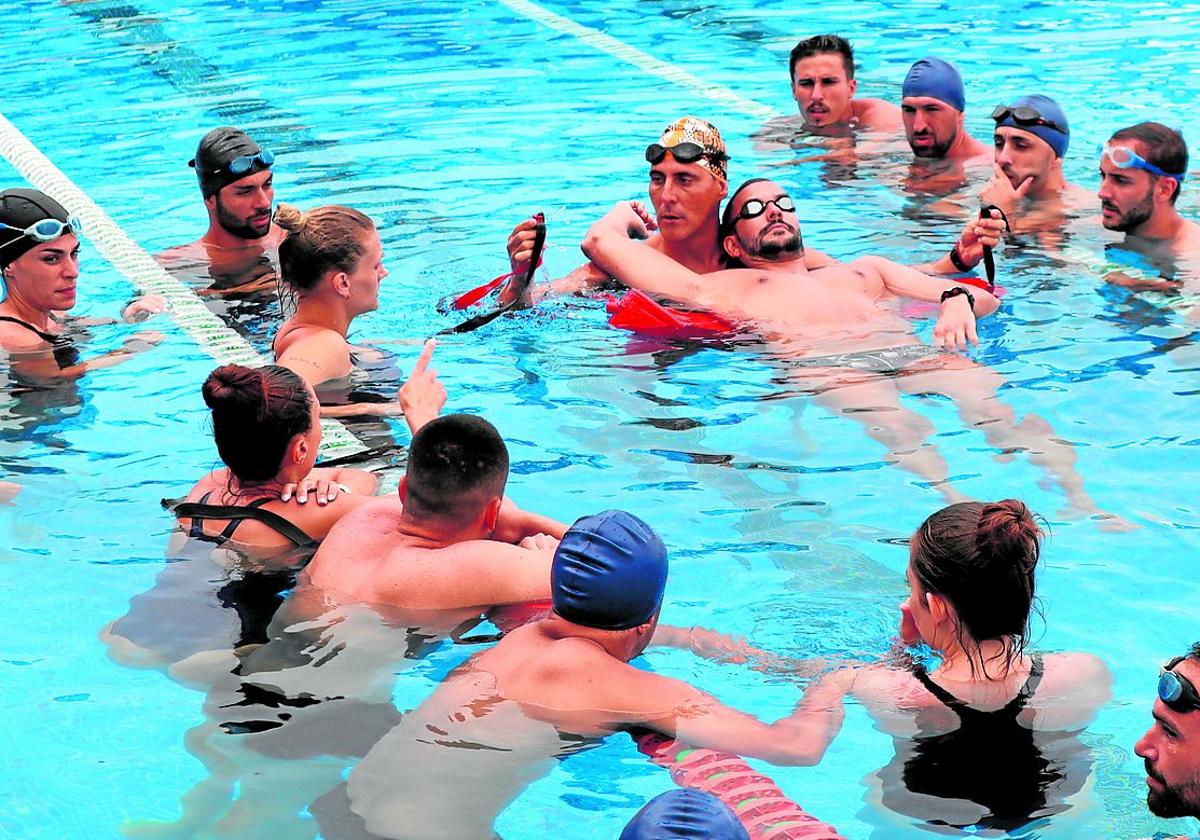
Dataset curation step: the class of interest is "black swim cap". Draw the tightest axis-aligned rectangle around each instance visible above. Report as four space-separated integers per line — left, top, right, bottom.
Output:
0 188 71 269
189 127 271 198
551 510 668 631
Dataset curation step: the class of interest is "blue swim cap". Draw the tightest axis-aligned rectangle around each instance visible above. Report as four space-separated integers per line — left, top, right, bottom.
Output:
994 94 1070 158
551 510 667 631
902 57 965 112
620 789 750 840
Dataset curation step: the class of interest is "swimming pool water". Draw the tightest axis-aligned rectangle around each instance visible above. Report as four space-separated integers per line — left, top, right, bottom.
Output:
2 0 1199 837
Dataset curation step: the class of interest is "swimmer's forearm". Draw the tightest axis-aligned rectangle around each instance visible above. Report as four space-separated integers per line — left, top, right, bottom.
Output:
867 256 999 316
494 504 569 542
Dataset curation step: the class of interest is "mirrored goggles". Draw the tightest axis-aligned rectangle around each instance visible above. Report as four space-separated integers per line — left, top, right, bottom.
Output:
1159 656 1200 713
1102 144 1185 181
734 195 796 222
0 215 83 246
220 150 275 175
991 104 1067 135
645 142 726 165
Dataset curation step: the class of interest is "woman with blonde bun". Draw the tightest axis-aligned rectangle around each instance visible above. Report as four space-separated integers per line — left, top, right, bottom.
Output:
272 203 443 429
785 500 1111 832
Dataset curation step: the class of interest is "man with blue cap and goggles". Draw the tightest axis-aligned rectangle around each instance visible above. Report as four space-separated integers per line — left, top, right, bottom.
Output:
1134 643 1200 823
981 95 1093 230
901 57 990 162
344 510 831 840
1098 122 1200 256
157 126 285 297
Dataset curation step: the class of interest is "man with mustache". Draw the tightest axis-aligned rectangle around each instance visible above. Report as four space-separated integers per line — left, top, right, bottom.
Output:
1135 644 1200 831
788 34 901 133
580 178 1119 521
900 57 991 194
157 126 284 298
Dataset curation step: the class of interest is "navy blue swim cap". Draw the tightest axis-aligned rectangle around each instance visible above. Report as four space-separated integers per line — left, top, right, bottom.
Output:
620 789 749 840
994 94 1070 158
0 189 71 269
902 57 965 112
551 510 667 631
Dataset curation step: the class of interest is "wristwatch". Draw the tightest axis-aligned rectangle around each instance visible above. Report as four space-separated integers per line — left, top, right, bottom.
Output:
940 286 975 312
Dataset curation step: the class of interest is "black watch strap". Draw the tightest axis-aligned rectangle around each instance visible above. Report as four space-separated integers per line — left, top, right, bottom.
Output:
948 244 972 272
940 286 975 312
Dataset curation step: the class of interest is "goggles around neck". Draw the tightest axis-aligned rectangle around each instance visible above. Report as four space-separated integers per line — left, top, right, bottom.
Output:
734 195 795 222
991 104 1067 135
1102 144 1185 181
1159 656 1200 713
645 142 726 166
214 150 275 176
0 215 83 248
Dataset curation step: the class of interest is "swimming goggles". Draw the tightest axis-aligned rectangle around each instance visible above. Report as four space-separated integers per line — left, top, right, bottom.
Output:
1159 656 1200 713
0 216 83 245
217 150 275 175
645 142 727 165
733 195 796 221
1101 144 1185 181
991 104 1067 135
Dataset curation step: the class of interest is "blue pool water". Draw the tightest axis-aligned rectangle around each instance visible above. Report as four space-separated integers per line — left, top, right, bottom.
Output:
2 0 1199 837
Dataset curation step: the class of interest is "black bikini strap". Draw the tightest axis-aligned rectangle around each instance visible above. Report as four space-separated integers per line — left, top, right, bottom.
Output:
1009 654 1045 710
0 315 62 344
217 497 273 541
911 665 968 712
168 498 317 549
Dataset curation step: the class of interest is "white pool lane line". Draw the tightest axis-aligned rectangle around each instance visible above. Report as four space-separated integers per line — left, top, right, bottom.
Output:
0 110 367 461
495 0 782 123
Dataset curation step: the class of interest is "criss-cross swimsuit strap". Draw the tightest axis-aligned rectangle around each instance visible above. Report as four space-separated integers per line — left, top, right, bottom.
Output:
169 492 317 549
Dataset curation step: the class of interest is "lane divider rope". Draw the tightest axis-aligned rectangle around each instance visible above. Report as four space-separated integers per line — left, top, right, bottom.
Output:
494 0 782 123
0 109 366 460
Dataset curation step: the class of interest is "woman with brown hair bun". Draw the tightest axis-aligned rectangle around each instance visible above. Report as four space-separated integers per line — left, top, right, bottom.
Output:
785 500 1111 833
271 203 444 428
172 362 378 555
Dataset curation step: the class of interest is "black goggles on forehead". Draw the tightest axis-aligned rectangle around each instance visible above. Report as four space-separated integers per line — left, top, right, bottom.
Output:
991 104 1067 136
645 142 727 165
1159 656 1200 713
733 195 795 221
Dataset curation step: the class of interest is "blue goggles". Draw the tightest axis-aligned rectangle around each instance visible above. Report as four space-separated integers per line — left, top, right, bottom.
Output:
1102 144 1185 181
211 150 275 176
1159 656 1200 713
0 215 83 247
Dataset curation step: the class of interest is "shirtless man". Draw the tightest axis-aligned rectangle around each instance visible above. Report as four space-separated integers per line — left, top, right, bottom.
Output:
1099 122 1200 294
156 126 284 299
901 57 992 193
980 95 1092 231
1135 644 1200 828
503 117 1004 306
787 35 901 133
580 178 1117 521
304 412 567 617
332 511 827 840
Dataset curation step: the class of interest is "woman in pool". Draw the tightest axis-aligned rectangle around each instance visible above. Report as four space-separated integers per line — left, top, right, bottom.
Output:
272 202 432 419
0 188 165 379
791 499 1111 832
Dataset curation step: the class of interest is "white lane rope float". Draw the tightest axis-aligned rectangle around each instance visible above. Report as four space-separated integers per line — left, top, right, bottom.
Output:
495 0 782 123
0 109 366 460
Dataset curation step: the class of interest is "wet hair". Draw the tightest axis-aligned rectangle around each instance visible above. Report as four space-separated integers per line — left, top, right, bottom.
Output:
910 500 1045 677
202 364 313 482
274 203 375 291
1186 642 1200 663
404 414 509 522
1110 122 1189 204
789 34 855 81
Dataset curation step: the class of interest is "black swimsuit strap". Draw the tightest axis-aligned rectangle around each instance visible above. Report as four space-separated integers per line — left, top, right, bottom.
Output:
168 495 317 549
913 653 1045 716
0 315 61 344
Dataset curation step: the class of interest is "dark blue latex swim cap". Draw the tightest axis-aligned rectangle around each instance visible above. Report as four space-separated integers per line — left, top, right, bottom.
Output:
994 94 1070 158
902 56 965 112
551 510 667 631
619 789 750 840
